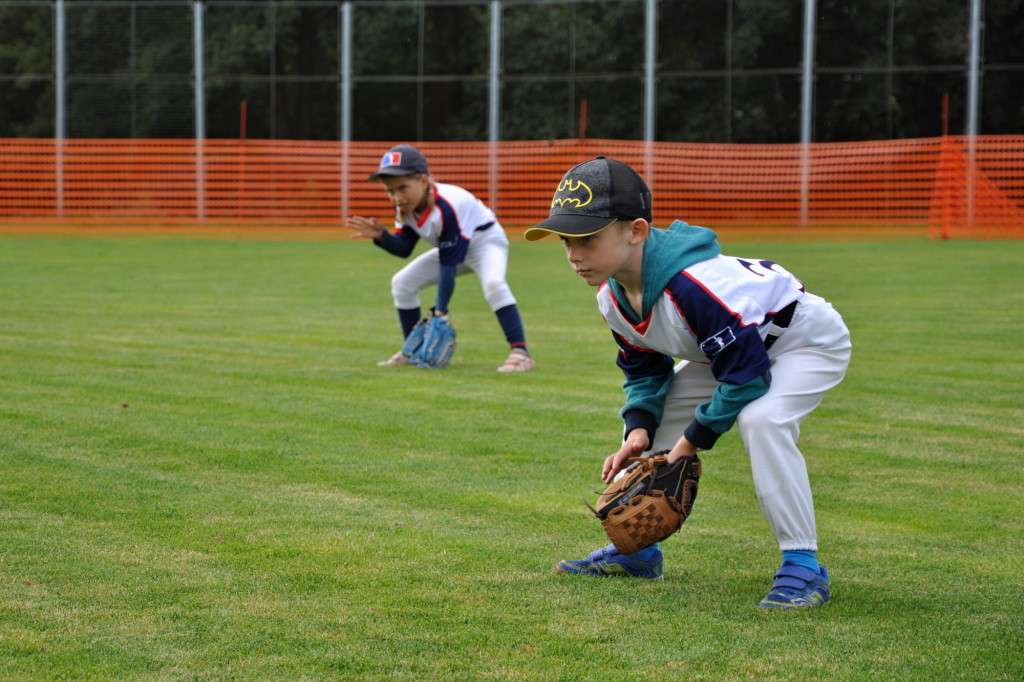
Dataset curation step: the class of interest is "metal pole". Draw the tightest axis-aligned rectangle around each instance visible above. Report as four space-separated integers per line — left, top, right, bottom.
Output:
643 0 656 143
800 0 817 226
193 0 205 220
54 0 65 217
341 2 352 142
642 0 657 188
488 0 501 210
488 0 500 143
966 0 982 227
966 0 981 136
800 0 816 144
193 0 205 140
54 0 65 139
340 2 353 219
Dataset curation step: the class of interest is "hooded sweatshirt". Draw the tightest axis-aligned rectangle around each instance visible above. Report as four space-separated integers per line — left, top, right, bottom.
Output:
600 220 797 450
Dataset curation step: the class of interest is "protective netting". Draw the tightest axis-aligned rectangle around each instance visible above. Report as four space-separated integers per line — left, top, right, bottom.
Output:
1 136 1022 238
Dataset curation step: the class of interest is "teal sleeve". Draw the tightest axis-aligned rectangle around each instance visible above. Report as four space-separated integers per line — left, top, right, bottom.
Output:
612 332 678 440
618 370 677 431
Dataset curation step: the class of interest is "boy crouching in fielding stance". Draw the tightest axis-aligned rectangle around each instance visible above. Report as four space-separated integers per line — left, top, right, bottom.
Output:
526 157 851 608
347 145 534 372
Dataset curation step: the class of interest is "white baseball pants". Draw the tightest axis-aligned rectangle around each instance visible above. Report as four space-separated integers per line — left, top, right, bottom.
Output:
389 238 517 312
650 293 852 551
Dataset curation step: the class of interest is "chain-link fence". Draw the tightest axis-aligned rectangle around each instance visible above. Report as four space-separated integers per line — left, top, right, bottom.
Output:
1 0 1022 143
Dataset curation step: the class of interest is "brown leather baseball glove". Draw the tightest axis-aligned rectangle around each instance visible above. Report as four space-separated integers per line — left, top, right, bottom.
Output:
585 451 701 555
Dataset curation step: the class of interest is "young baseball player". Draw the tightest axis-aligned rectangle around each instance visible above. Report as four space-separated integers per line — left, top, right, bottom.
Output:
526 156 851 609
347 144 534 372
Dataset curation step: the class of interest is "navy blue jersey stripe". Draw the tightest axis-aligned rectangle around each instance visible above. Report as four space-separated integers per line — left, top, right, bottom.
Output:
666 271 770 385
434 195 471 266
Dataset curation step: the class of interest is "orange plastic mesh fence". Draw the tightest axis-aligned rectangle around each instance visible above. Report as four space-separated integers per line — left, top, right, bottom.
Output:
1 136 1021 238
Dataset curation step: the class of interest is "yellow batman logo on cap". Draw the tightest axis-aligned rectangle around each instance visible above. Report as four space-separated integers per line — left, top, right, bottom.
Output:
551 179 593 208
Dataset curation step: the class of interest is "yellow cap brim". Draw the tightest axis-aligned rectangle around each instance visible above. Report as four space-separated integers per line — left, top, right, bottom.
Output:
523 216 618 241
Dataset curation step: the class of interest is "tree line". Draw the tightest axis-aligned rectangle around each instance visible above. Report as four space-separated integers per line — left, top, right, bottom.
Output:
1 0 1021 142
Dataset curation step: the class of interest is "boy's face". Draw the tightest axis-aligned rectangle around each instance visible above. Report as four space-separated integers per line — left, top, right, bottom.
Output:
559 221 637 287
380 174 430 213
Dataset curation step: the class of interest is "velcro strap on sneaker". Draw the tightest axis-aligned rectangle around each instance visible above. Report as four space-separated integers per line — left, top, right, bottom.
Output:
771 564 820 588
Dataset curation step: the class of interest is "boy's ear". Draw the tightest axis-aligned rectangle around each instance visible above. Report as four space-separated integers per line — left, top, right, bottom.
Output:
628 218 650 244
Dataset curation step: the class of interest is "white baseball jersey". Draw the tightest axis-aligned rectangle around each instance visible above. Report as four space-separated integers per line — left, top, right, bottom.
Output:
598 255 806 387
393 181 505 266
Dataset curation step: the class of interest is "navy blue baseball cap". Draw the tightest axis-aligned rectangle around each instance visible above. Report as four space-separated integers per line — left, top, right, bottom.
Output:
525 156 652 240
368 144 430 181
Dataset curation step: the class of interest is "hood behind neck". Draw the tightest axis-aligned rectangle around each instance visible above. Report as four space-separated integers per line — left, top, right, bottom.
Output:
610 220 721 321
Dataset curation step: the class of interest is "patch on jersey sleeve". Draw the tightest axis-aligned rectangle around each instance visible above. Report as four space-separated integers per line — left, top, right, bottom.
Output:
699 327 736 357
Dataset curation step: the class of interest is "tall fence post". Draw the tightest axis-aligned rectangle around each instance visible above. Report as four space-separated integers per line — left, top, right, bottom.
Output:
799 0 817 226
643 0 656 144
340 2 352 143
340 2 353 218
966 0 981 137
643 0 657 185
488 0 501 212
966 0 982 227
193 0 205 221
54 0 65 217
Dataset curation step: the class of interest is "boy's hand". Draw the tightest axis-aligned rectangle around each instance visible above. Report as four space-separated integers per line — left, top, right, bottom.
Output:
602 429 650 483
346 216 384 240
666 437 698 464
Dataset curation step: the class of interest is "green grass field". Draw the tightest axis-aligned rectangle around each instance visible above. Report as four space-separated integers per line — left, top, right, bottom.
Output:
1 234 1021 681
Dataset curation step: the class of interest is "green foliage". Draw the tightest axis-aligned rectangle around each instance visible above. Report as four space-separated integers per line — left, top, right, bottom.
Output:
203 3 340 140
205 5 273 76
1 0 1022 141
0 5 52 75
0 234 1021 680
0 4 55 137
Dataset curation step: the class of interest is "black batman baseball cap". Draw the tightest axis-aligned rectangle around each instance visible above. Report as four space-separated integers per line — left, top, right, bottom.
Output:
368 144 430 181
524 156 652 241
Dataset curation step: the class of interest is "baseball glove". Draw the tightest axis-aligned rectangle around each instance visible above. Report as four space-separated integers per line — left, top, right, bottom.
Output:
585 451 701 555
400 317 430 360
414 314 456 368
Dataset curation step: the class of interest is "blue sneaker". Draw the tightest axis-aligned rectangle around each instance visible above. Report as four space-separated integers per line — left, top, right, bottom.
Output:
555 543 663 580
758 564 831 609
